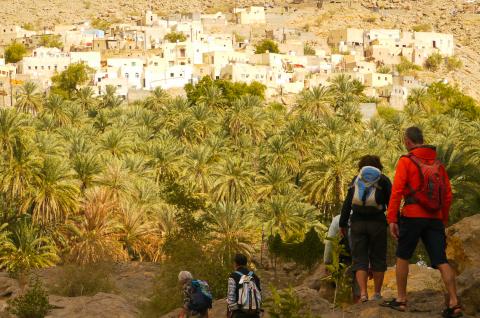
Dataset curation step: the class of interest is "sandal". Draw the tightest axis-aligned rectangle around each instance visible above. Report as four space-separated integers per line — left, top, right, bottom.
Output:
380 298 407 312
360 295 368 303
442 304 463 318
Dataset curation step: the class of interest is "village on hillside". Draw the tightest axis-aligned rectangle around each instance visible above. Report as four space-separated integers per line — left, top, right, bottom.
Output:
0 5 458 113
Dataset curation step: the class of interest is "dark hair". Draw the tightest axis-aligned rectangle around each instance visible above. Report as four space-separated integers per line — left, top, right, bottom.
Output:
405 126 424 144
358 155 383 171
234 254 248 266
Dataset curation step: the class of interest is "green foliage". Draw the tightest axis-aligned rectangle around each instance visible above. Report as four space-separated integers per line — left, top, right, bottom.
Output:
304 44 316 56
377 65 391 74
268 228 324 269
255 39 280 54
8 277 52 318
51 62 93 98
377 105 399 122
446 56 463 71
185 76 266 105
91 18 111 31
39 35 63 49
323 236 351 307
233 32 245 43
164 31 187 43
22 23 35 31
265 286 320 318
5 42 27 63
425 82 480 120
52 263 115 296
396 57 422 75
412 24 433 32
424 52 443 72
0 221 59 275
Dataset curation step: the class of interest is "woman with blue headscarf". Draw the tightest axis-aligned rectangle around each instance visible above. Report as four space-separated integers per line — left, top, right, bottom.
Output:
339 155 392 303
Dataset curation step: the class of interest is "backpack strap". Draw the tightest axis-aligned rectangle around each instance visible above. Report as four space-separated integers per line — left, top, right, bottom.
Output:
248 271 254 277
234 271 244 277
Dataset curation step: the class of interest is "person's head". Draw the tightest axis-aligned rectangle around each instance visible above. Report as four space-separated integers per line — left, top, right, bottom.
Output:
358 155 383 171
234 253 248 269
178 271 193 285
404 126 424 151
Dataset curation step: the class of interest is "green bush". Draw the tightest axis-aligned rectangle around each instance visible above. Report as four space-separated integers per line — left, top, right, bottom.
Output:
268 228 324 269
5 42 27 63
164 31 187 43
52 263 115 296
396 57 422 75
265 286 320 318
424 52 443 72
412 24 432 32
39 35 63 49
91 18 111 31
445 56 462 71
22 23 35 31
8 277 52 318
255 39 280 54
304 44 316 56
377 65 391 74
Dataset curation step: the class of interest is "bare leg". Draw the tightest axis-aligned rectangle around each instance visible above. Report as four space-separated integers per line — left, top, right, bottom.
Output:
373 271 385 295
396 258 409 302
437 263 459 307
356 270 368 299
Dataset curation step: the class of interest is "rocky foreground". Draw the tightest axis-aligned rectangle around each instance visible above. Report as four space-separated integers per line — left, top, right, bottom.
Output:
0 214 479 317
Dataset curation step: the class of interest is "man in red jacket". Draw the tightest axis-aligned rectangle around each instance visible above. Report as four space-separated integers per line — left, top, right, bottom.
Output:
383 127 462 317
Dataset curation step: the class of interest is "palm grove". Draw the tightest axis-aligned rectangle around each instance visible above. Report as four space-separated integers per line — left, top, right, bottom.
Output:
0 62 479 307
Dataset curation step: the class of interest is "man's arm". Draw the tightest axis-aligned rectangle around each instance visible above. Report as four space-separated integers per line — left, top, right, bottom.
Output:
387 158 409 224
226 277 238 311
441 167 453 226
339 187 354 229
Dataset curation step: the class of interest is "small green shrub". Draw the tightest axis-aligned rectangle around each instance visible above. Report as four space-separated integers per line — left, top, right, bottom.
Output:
377 65 391 74
8 277 52 318
164 31 187 43
255 39 280 54
364 16 377 23
412 24 432 32
4 42 27 63
396 57 422 75
53 263 115 297
445 56 462 71
304 44 316 56
22 23 35 31
265 286 320 318
425 52 443 72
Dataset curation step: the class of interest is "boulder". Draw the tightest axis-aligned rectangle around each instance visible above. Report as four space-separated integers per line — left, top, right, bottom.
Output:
47 293 138 318
0 275 20 298
293 286 331 316
456 268 480 315
446 214 480 274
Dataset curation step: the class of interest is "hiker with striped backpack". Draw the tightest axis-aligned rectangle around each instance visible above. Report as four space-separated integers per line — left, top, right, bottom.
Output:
227 254 262 318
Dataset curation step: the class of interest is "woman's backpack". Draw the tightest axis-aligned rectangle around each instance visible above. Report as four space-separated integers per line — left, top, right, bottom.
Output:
351 166 383 213
235 271 262 313
188 280 213 313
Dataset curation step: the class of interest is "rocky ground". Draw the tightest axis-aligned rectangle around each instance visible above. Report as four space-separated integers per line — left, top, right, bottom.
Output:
0 214 478 317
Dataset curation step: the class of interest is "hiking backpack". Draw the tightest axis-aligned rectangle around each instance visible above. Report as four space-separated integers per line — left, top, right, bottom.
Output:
235 271 262 313
403 154 446 213
351 166 383 213
188 280 213 312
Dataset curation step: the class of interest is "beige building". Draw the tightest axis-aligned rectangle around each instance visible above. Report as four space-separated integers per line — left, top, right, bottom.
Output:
328 28 364 48
234 6 266 24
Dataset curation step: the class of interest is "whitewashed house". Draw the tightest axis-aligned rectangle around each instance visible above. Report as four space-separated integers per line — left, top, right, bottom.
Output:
234 6 266 24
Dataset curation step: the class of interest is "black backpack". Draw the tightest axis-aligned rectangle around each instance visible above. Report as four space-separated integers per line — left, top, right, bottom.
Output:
188 280 213 312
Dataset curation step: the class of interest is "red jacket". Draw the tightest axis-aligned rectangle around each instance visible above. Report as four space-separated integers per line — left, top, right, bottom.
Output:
387 146 453 225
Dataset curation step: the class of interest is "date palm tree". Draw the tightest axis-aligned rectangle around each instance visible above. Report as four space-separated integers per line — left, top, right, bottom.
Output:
22 157 80 225
0 109 28 158
211 157 255 203
296 85 333 118
206 202 256 265
74 86 98 111
15 81 43 115
67 187 126 264
0 221 59 274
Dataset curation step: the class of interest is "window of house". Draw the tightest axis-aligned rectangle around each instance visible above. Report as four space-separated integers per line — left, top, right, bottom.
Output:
125 73 129 78
34 66 37 70
170 73 174 77
132 62 136 66
28 66 31 70
154 62 158 66
135 73 139 78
